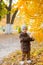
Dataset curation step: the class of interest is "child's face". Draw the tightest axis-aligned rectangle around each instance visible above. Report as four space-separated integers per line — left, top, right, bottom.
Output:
23 29 27 33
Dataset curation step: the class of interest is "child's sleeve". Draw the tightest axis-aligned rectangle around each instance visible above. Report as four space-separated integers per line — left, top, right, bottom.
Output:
29 37 35 41
19 34 24 42
27 34 35 42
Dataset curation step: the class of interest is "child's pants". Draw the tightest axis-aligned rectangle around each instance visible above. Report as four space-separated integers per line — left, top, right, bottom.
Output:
22 51 30 61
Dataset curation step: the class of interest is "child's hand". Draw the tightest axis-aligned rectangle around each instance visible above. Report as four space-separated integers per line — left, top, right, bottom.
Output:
30 32 34 38
30 32 35 41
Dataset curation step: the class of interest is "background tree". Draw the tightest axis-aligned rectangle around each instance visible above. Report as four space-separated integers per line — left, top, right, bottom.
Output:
0 0 18 33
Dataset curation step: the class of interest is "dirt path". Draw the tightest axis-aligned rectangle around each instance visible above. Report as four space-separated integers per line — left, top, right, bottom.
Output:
0 34 21 59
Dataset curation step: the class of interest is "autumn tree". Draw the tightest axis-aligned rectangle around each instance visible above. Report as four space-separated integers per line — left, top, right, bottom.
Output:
0 0 18 34
13 0 43 43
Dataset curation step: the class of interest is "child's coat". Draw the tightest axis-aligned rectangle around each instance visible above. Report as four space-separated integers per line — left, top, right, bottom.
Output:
20 32 34 53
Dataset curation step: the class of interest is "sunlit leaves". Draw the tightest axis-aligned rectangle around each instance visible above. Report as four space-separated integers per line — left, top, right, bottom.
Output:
0 1 7 20
0 0 43 43
16 0 43 43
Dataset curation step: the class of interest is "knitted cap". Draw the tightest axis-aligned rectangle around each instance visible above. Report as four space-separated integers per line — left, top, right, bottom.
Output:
21 25 27 31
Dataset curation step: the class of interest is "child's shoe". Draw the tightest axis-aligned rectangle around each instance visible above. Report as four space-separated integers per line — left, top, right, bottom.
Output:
19 61 24 65
27 60 32 64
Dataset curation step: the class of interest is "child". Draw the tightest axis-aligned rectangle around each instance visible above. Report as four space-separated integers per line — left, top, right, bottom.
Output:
19 25 34 65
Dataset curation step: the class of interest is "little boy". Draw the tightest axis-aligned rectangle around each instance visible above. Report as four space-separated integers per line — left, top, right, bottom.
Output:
19 25 34 65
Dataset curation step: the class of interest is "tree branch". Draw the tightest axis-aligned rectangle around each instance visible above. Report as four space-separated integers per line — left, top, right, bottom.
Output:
11 9 18 24
5 0 12 10
6 0 12 24
5 5 9 10
8 0 12 11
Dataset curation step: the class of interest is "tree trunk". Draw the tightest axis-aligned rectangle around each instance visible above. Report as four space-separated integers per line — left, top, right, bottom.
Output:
6 13 11 34
5 0 18 34
11 9 18 24
6 9 18 34
5 0 12 34
10 9 18 33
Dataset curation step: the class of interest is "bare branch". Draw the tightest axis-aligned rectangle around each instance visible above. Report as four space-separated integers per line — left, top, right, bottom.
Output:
11 8 18 24
8 0 12 11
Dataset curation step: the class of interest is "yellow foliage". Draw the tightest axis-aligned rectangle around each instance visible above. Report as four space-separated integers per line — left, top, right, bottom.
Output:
12 0 43 43
32 31 43 43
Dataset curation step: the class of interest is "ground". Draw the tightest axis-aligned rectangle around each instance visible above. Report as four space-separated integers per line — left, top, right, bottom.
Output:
0 34 43 65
